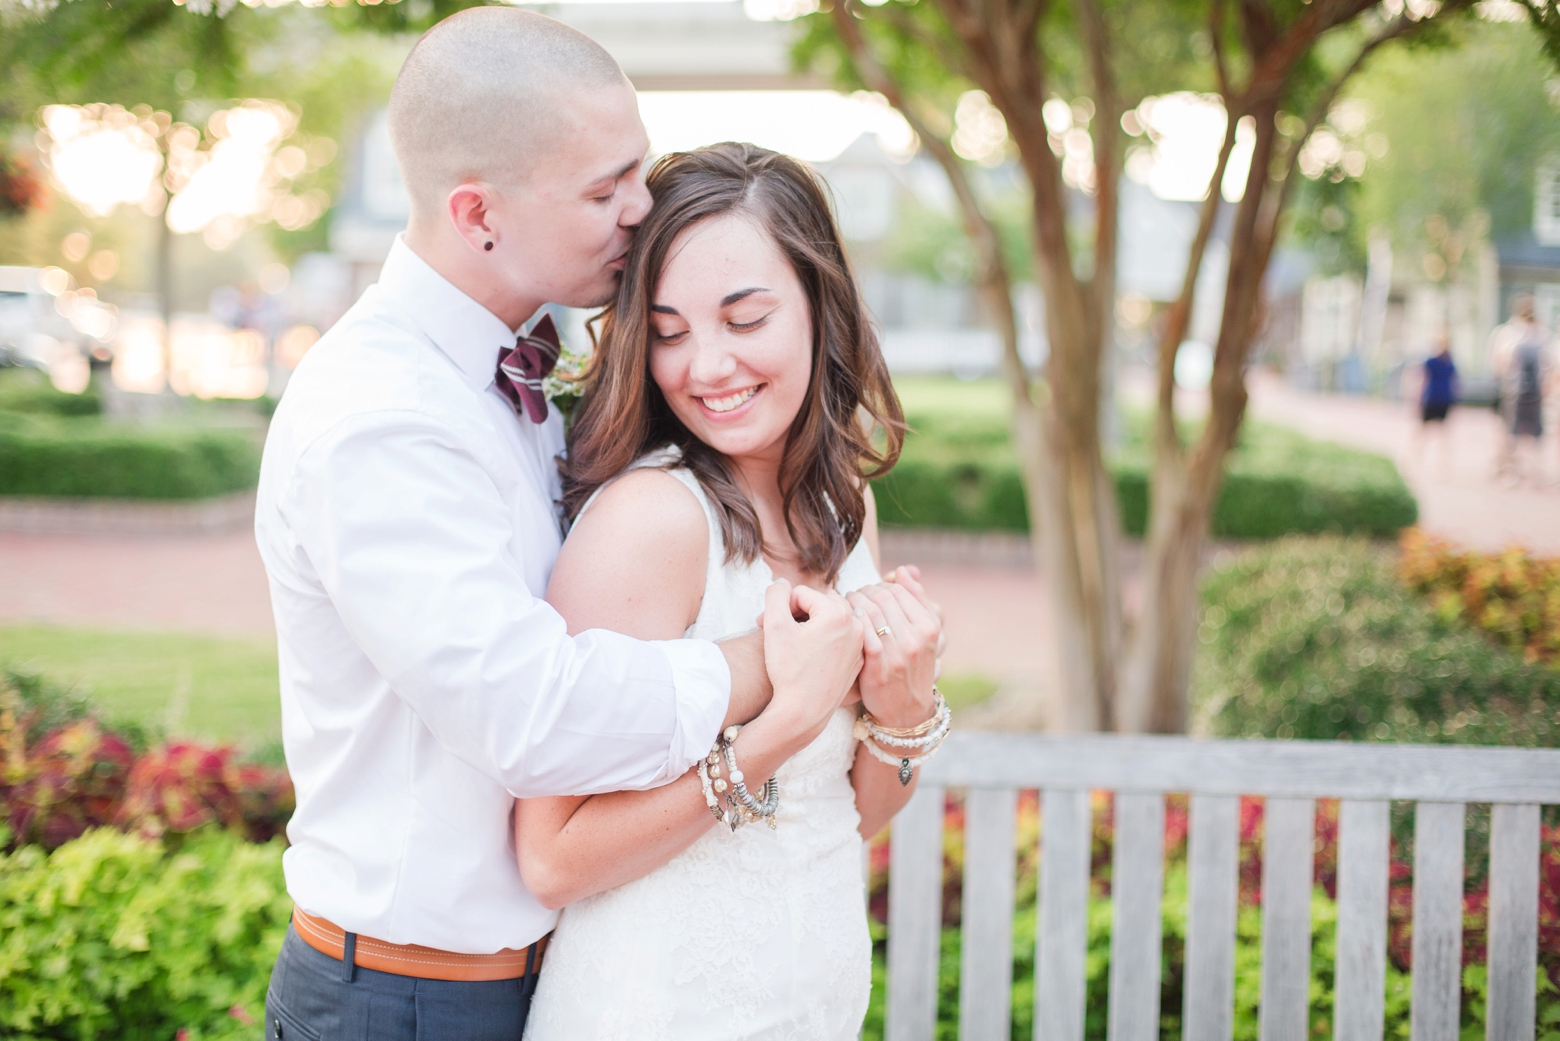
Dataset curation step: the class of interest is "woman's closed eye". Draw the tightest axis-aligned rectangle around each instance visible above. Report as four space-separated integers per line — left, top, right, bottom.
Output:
728 312 771 332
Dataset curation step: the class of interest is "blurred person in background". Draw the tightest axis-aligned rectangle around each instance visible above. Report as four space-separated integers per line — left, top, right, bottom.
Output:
1413 333 1458 478
1488 294 1555 485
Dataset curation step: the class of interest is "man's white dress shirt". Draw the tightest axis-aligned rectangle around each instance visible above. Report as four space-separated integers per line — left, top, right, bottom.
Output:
255 236 730 954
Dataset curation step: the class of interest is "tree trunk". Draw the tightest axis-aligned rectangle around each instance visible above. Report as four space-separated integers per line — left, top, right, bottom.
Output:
1118 97 1278 732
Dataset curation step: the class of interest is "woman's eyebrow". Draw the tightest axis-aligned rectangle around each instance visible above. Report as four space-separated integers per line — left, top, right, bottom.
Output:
650 304 680 315
721 288 770 307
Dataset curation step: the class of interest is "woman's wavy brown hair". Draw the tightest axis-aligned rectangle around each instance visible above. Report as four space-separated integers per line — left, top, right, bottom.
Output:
560 142 905 585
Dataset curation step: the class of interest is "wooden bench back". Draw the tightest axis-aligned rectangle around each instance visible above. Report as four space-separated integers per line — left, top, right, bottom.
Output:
884 732 1560 1041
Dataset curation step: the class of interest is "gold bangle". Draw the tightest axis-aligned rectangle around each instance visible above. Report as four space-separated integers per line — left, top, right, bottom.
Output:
861 689 945 738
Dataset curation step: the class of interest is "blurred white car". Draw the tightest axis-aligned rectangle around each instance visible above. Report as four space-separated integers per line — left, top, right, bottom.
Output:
0 267 109 392
0 267 66 368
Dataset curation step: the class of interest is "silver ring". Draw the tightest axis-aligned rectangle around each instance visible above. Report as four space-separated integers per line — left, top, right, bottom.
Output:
876 625 892 638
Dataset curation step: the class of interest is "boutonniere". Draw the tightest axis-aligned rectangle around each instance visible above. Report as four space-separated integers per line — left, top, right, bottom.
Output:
543 340 591 431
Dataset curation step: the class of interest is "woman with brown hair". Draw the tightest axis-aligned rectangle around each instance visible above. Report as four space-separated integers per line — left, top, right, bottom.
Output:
515 142 947 1039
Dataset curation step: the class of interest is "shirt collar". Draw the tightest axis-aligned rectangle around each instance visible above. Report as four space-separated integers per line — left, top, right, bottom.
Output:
378 234 519 392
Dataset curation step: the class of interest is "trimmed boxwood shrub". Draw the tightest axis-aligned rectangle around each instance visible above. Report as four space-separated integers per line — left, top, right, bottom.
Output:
871 413 1418 539
1193 536 1559 748
0 414 259 500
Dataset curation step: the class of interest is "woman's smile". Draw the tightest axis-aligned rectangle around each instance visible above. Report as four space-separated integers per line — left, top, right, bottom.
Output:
698 384 764 417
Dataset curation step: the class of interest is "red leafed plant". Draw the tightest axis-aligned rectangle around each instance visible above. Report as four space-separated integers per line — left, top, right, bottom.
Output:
3 717 135 849
116 742 292 843
1400 528 1560 664
1 673 292 851
0 150 42 219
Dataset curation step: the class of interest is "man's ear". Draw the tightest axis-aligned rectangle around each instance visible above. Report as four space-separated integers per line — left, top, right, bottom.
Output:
447 182 498 255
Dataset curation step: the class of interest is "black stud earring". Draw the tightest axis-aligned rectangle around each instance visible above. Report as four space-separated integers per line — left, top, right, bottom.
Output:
484 241 494 251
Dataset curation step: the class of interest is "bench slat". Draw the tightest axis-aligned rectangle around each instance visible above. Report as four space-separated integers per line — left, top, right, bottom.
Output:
1107 792 1166 1041
1259 798 1316 1041
1486 803 1540 1041
887 785 945 1041
960 787 1019 1041
1036 788 1092 1041
1185 794 1239 1041
1335 799 1391 1041
1409 802 1465 1041
923 733 1560 803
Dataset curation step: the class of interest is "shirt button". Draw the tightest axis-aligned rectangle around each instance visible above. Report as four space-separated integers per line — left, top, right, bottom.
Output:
273 1020 283 1039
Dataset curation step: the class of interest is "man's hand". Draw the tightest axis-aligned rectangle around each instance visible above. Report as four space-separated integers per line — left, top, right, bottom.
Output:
762 579 864 738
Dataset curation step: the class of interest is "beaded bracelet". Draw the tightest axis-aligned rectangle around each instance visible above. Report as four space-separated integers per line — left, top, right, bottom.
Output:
853 691 953 786
859 727 949 785
853 691 951 749
866 705 952 749
698 753 728 825
719 725 779 830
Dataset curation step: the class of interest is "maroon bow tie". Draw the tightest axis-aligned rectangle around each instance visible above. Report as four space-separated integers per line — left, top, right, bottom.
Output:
495 314 562 424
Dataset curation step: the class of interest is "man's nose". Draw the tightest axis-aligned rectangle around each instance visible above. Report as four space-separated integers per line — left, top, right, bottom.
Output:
620 176 653 229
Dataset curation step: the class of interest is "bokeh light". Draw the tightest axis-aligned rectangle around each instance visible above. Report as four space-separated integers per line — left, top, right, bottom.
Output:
40 105 163 216
1126 93 1255 202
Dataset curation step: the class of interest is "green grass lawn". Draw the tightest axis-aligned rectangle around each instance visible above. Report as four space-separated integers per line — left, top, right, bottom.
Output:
0 626 280 746
937 672 999 712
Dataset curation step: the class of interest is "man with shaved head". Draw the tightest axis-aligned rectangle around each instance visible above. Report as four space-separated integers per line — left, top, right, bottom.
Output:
254 8 867 1037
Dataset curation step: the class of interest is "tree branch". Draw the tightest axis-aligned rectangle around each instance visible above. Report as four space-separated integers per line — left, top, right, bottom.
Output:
1241 0 1377 105
1153 111 1239 459
827 0 1031 398
1210 0 1231 99
1253 0 1473 272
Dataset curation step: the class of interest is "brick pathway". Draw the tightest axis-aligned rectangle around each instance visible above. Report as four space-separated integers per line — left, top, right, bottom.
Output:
0 531 275 638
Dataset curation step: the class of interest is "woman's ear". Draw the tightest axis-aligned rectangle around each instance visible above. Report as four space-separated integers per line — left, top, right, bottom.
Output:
447 182 498 255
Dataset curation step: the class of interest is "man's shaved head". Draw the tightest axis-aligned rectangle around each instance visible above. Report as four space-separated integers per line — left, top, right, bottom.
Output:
389 7 627 214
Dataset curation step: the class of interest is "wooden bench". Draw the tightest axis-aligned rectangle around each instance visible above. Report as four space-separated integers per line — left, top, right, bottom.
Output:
884 732 1560 1041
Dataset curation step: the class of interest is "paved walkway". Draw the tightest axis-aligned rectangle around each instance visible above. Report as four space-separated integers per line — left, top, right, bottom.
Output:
1245 371 1560 554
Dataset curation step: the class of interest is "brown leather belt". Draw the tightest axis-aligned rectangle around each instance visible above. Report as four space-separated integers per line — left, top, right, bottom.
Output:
291 907 548 983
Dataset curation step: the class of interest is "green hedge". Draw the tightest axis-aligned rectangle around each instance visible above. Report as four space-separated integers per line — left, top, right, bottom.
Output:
0 414 260 500
0 369 101 418
0 827 290 1041
871 412 1417 539
1193 536 1559 747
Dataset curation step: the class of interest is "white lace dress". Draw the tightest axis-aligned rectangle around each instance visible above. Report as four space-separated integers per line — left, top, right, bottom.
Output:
524 447 876 1041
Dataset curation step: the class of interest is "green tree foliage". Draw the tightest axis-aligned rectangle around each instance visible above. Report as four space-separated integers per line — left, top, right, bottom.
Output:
0 2 407 264
1349 19 1560 262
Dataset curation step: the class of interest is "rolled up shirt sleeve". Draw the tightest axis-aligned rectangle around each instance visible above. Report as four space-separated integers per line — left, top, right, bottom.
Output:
284 411 730 797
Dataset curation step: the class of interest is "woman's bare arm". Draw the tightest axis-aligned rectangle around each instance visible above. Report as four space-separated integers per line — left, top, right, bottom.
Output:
849 486 940 839
515 469 852 909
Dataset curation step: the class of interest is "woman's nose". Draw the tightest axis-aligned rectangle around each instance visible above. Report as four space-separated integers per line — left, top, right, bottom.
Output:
686 332 738 386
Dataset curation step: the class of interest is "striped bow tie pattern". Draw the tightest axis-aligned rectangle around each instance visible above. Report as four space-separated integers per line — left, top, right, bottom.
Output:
495 313 562 424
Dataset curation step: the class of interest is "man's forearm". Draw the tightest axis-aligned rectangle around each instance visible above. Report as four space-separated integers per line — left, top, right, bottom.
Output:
717 629 772 729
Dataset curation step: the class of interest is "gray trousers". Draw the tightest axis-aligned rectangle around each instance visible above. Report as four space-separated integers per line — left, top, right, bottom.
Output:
264 925 537 1041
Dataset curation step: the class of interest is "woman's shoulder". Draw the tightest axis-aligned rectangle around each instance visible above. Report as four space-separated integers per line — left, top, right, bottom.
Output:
574 461 707 547
550 457 711 637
